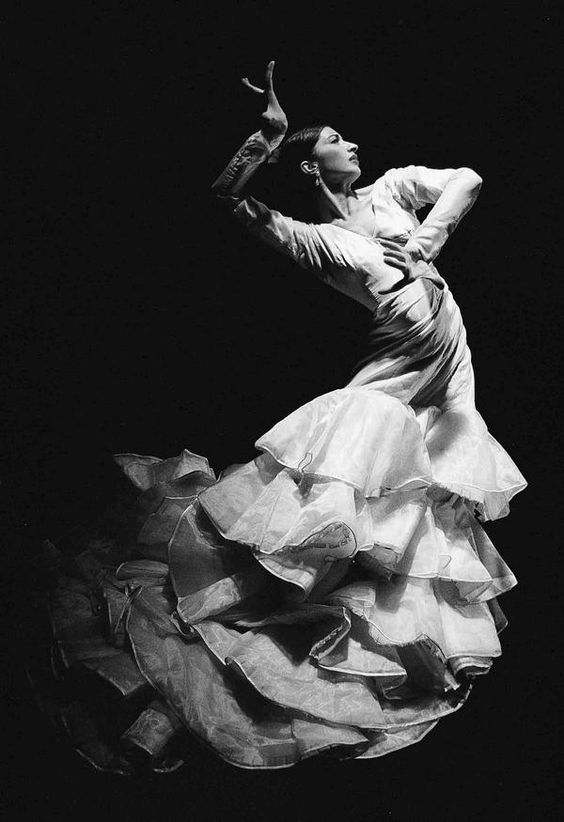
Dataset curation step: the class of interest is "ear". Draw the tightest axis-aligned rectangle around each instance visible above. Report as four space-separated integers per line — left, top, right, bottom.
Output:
300 160 319 177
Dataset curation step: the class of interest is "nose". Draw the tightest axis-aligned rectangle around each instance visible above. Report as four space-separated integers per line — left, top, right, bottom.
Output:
347 141 359 154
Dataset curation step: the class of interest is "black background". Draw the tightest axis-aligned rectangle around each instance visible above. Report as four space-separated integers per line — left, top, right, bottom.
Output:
3 1 562 819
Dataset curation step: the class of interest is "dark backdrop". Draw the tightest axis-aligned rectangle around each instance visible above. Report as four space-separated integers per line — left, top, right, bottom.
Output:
4 1 562 819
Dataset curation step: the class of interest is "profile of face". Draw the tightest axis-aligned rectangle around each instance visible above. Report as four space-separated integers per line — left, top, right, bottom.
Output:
301 126 361 187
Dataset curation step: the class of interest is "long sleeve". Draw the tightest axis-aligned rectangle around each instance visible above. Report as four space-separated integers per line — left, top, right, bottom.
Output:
211 130 338 272
211 130 284 197
384 165 483 262
231 196 340 273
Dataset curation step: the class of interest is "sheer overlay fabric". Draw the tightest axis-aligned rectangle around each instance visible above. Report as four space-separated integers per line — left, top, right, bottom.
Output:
44 160 525 771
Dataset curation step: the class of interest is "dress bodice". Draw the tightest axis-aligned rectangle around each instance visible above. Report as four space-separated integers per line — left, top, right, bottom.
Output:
232 164 482 311
311 222 445 309
229 162 484 409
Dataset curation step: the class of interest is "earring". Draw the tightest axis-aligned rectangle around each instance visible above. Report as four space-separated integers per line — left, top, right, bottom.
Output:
314 167 321 187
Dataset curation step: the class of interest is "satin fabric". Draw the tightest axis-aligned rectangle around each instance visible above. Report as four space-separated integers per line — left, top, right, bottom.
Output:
45 165 526 771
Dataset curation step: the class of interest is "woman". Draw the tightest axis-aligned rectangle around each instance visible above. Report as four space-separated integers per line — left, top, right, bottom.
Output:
44 62 526 772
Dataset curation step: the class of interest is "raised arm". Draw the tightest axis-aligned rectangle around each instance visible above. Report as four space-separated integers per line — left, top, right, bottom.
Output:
211 62 341 274
384 165 483 263
211 61 287 198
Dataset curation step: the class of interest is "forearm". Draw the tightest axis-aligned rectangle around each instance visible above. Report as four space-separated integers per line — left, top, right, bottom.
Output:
210 128 320 269
211 129 284 198
405 168 482 262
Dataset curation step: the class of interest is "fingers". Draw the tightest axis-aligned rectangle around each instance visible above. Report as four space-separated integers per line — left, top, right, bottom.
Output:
379 238 404 249
242 61 276 98
382 247 408 271
380 238 417 287
382 256 408 273
382 248 406 260
241 77 265 94
265 60 275 90
383 250 407 266
380 238 408 270
265 60 279 105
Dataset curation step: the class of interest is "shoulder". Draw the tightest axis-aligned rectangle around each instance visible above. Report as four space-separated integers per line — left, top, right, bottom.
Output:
352 170 390 196
353 181 377 197
353 167 412 198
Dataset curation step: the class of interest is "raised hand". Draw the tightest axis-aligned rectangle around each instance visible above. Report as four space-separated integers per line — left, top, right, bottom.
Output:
241 60 288 138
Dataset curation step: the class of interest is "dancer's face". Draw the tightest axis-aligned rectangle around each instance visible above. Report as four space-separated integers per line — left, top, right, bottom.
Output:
311 126 361 185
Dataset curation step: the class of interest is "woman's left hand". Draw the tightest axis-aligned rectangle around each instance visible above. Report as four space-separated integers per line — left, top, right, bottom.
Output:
379 239 420 292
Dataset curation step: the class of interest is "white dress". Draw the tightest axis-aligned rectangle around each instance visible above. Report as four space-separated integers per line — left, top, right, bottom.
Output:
47 153 526 772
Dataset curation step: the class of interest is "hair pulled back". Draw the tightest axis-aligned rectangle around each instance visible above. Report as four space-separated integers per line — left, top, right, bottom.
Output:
277 125 326 170
266 124 328 221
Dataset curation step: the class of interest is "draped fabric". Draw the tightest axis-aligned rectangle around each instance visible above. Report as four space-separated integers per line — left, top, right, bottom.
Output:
41 164 526 772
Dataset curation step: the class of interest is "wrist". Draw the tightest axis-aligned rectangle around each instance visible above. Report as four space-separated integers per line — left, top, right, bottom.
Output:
212 130 273 196
404 239 425 263
259 127 286 152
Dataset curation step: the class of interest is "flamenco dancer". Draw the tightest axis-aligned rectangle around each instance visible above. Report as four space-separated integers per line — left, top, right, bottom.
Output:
39 62 526 773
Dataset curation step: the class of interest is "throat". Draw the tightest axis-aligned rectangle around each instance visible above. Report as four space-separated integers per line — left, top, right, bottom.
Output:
332 197 377 238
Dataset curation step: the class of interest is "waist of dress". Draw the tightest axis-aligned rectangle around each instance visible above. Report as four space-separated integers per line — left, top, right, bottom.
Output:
352 286 464 376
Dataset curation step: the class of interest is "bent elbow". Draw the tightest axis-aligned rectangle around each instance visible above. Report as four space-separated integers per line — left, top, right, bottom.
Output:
457 167 483 191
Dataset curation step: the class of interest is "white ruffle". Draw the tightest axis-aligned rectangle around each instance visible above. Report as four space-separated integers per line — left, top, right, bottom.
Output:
253 388 526 521
256 388 432 494
199 388 521 597
326 577 501 663
416 406 527 520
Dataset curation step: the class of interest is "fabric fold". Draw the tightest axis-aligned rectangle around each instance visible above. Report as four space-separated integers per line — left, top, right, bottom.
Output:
39 157 526 772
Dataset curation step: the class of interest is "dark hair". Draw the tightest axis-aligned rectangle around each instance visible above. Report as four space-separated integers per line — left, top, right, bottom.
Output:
278 124 326 170
268 124 328 221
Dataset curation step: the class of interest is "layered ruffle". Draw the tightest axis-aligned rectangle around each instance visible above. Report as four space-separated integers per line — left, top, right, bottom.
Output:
38 389 524 771
251 388 526 521
199 388 521 598
416 404 527 521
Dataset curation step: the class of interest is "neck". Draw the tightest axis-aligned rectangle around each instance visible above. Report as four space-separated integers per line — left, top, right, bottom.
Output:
316 178 358 222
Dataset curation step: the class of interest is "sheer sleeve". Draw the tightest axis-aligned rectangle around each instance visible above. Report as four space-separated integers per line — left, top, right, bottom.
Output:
384 165 483 262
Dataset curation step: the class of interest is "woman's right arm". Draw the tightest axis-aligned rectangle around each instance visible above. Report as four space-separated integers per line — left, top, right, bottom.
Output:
211 61 287 198
211 129 283 198
211 62 336 273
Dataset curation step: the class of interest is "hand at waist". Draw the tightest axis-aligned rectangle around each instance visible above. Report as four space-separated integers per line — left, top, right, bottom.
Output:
377 239 424 294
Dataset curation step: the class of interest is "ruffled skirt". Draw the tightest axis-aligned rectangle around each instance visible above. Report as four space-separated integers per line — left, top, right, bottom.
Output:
40 387 525 772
